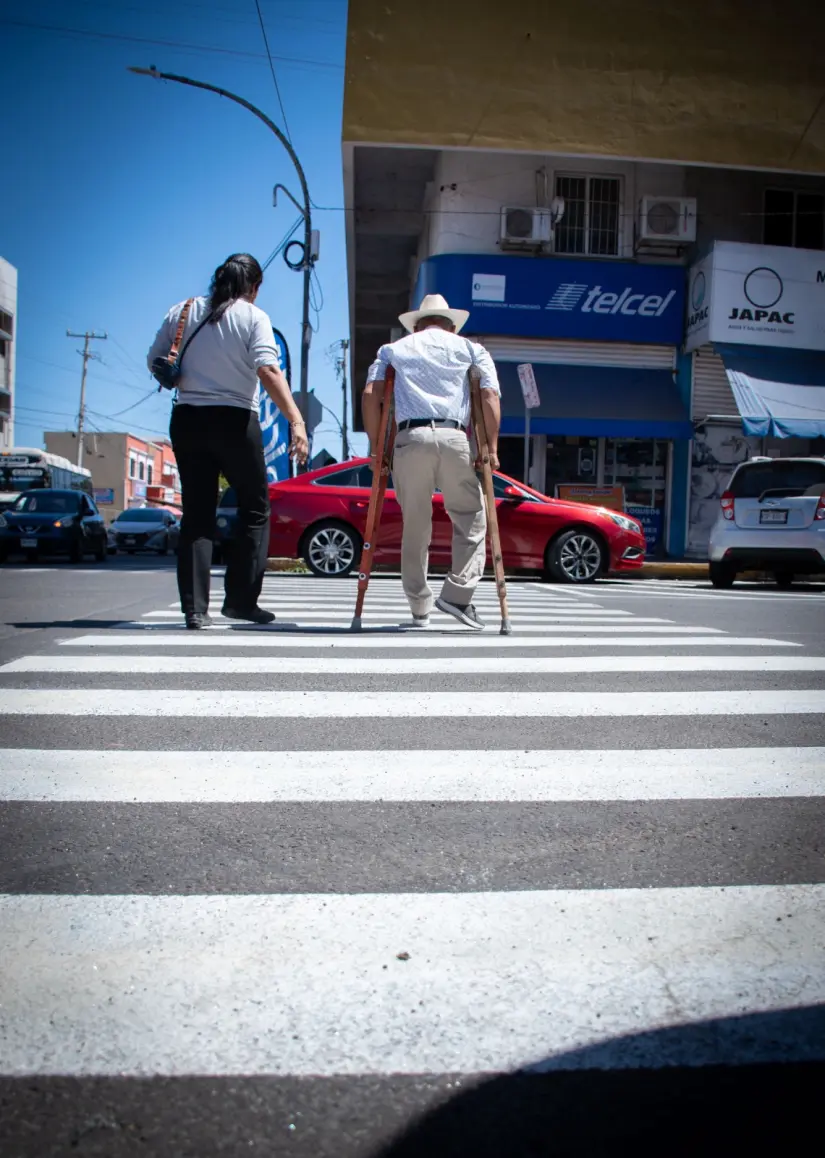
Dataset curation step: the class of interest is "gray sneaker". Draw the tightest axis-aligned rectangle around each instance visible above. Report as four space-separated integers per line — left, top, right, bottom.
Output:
435 598 485 630
401 614 430 630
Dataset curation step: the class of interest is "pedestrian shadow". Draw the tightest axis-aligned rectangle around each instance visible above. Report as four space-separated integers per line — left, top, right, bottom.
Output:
374 1005 825 1157
5 620 478 636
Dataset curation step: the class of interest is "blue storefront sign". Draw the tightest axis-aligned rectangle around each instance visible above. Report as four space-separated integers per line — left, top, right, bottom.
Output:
93 487 114 505
626 505 663 553
259 327 292 482
414 254 685 345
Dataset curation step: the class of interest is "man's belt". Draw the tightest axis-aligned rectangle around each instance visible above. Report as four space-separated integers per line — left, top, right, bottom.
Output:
397 418 464 432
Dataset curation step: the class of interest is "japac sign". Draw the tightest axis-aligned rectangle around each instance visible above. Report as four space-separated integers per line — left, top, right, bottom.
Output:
685 241 825 352
414 254 685 344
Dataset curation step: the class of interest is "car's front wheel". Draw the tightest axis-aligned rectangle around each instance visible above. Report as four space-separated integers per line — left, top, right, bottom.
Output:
69 538 83 564
709 561 736 588
545 528 605 584
774 570 794 589
302 520 361 577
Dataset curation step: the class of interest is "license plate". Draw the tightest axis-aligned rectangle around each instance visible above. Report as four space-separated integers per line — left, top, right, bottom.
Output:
20 537 37 548
760 509 788 524
125 537 136 544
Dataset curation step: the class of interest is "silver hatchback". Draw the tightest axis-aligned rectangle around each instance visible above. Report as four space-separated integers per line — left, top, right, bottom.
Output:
708 456 825 587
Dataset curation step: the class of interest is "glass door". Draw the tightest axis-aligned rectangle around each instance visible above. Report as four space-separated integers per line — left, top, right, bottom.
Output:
604 438 668 555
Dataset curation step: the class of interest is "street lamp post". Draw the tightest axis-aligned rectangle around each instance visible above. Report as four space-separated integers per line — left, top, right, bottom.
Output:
128 66 314 467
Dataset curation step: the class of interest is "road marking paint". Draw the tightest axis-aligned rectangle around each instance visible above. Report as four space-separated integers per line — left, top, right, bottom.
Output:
60 633 800 649
121 622 722 634
2 746 822 802
2 887 823 1074
8 654 825 676
2 689 822 717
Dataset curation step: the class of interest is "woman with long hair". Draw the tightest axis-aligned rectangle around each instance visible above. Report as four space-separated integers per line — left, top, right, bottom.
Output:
147 253 308 629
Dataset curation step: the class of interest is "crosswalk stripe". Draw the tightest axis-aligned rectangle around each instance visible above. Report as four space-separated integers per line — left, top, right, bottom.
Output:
3 746 822 802
7 654 825 675
144 610 657 623
61 632 799 648
2 688 822 717
3 886 823 1075
122 621 721 633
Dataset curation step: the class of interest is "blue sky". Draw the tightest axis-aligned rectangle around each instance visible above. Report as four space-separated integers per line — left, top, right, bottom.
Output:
0 0 362 457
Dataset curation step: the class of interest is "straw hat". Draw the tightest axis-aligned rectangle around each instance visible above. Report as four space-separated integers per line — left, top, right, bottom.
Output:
398 293 469 333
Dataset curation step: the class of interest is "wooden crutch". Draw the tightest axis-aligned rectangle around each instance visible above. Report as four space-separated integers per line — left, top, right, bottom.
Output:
470 370 512 635
351 366 396 630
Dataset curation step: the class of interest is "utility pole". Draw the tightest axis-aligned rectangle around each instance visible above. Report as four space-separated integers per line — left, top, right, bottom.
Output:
339 338 350 460
66 330 107 468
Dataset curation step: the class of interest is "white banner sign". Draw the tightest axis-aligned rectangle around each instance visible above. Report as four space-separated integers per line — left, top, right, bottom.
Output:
516 362 541 408
685 241 825 353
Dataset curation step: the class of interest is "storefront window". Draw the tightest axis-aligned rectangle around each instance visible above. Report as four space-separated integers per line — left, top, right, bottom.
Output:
605 438 668 555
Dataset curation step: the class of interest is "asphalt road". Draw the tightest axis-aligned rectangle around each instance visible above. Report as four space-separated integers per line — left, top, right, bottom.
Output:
1 559 823 1157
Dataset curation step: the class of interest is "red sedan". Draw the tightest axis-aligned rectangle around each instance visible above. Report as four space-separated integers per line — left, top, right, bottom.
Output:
268 458 646 583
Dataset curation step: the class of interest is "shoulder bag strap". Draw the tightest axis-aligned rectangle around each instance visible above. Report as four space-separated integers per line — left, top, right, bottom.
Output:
176 307 214 366
166 299 194 364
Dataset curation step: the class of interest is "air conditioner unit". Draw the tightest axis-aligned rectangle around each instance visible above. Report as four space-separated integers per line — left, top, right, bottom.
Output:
638 195 697 244
500 206 553 248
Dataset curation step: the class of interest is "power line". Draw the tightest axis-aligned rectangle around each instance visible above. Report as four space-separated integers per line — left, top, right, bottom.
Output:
0 18 344 70
254 0 292 144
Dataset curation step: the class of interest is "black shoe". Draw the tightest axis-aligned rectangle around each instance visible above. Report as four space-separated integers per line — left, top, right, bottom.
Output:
185 612 212 630
435 598 485 630
221 604 276 625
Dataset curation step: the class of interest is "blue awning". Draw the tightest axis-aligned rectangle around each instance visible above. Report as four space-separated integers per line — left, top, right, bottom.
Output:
715 344 825 439
496 362 692 440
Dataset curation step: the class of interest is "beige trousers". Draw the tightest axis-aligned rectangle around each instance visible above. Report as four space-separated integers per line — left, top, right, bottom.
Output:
392 425 486 616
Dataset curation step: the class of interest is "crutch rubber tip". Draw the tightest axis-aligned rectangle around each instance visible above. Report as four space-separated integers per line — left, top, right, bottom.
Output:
350 616 363 632
499 619 512 635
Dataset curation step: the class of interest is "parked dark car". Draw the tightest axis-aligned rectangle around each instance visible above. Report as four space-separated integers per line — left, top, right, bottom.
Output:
108 507 180 555
0 489 107 563
212 486 238 564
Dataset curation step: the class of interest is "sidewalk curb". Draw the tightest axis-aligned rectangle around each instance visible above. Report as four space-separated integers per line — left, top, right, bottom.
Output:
633 563 709 579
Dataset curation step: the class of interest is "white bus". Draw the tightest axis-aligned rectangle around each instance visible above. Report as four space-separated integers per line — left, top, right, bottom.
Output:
0 448 93 511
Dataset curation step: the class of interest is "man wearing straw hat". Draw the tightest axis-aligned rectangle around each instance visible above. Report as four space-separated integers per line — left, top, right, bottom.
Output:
362 293 501 631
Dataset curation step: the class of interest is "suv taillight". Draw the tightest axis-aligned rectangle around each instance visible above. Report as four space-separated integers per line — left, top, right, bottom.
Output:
720 491 735 521
816 494 825 521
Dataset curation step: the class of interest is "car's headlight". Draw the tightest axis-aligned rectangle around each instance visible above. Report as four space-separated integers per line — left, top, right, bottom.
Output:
216 517 228 528
53 518 75 528
605 512 641 532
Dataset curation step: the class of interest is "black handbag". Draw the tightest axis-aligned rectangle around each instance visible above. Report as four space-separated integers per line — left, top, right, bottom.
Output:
151 298 213 390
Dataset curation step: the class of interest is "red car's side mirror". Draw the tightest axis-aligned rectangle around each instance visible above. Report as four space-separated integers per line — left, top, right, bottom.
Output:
503 485 522 499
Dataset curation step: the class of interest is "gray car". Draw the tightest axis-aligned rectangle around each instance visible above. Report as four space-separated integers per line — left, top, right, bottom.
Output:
708 456 825 587
109 507 180 555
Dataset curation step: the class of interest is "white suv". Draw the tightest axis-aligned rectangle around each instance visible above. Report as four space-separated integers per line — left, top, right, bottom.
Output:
708 456 825 588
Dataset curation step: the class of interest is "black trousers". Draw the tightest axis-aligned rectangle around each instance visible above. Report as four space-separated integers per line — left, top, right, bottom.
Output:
170 404 270 616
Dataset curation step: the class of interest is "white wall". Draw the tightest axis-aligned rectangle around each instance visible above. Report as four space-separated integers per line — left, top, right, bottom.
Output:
425 151 688 260
0 257 17 451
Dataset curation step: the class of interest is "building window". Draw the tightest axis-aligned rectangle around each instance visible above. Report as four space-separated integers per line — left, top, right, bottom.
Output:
128 456 136 479
147 463 153 485
764 189 825 250
138 460 145 481
554 175 621 256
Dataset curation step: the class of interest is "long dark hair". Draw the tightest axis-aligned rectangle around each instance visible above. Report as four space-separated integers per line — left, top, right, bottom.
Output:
207 253 263 323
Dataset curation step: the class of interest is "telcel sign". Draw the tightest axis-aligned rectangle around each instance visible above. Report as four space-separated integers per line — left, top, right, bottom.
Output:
685 241 825 352
414 254 684 344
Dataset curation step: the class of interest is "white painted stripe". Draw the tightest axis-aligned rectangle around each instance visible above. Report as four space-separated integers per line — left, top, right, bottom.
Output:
160 605 625 616
8 654 825 676
61 633 799 649
2 886 823 1075
122 622 720 634
3 689 822 717
3 747 822 802
145 611 652 623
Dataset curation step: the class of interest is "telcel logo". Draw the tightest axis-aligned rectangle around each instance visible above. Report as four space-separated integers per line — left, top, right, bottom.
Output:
546 283 676 317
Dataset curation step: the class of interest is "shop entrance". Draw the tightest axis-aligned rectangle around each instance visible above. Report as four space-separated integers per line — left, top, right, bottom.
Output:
604 437 668 556
545 436 599 495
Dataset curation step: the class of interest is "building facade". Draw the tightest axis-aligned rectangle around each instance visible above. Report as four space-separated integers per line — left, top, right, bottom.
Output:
342 0 825 558
44 431 181 519
0 257 17 452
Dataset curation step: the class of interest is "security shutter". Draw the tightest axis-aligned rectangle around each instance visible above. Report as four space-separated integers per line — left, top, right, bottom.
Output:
478 337 675 370
691 345 738 420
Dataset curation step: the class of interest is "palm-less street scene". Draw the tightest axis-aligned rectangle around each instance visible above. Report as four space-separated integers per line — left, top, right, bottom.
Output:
1 2 824 1156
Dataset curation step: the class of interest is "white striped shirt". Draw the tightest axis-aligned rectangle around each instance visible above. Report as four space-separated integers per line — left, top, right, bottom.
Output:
366 328 500 426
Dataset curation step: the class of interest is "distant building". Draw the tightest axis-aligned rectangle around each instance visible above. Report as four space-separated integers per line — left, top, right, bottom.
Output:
0 257 17 451
44 430 181 519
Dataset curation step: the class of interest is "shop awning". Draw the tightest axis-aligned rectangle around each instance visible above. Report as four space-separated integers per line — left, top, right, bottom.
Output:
715 344 825 439
496 362 692 440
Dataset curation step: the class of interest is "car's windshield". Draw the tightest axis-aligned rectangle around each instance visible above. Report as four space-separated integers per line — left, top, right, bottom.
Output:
14 492 80 514
730 460 825 498
115 509 167 522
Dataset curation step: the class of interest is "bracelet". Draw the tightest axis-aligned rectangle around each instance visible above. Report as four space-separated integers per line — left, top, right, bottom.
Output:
290 420 306 428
